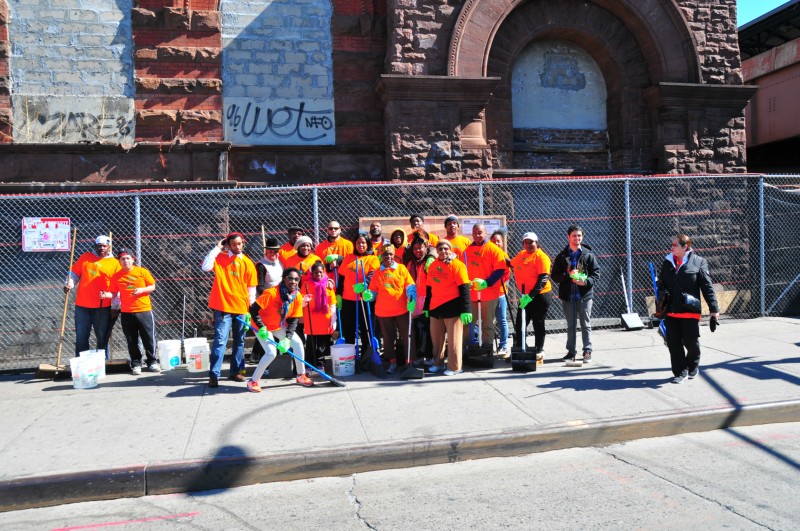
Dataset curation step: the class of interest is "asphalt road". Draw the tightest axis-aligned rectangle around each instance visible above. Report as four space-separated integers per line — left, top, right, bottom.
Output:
2 422 797 530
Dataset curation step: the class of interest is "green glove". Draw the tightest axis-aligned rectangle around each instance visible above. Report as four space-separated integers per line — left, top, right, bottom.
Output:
353 283 366 294
472 278 488 291
520 294 533 309
256 327 269 341
336 294 343 307
277 337 291 354
424 256 435 273
407 300 415 312
244 314 252 326
423 310 429 318
460 312 473 325
362 290 375 302
324 254 340 264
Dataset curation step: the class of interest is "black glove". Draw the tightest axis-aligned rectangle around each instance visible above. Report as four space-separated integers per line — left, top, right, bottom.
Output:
710 315 719 332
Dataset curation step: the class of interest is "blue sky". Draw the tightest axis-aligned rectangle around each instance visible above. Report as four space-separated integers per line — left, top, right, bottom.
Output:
738 0 789 26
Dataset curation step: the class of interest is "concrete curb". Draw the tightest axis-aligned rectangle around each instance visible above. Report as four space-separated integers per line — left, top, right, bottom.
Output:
3 399 799 512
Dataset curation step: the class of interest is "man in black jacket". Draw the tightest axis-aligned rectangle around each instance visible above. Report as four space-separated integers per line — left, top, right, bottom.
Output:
550 225 600 363
657 234 719 383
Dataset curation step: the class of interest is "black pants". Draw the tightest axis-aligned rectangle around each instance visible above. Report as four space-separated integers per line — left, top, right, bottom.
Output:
665 316 701 376
340 299 374 359
412 315 433 361
305 334 331 367
120 311 158 367
515 294 550 350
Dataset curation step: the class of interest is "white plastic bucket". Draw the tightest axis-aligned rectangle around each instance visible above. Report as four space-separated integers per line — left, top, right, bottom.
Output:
79 349 106 380
330 344 356 377
186 344 210 373
158 340 182 371
69 356 98 389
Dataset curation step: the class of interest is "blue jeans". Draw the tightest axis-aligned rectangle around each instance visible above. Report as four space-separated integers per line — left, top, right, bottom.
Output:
494 295 508 349
74 305 111 359
209 311 246 379
562 299 593 354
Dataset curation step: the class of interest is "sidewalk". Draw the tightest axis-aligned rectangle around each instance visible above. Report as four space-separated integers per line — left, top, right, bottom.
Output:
1 316 799 512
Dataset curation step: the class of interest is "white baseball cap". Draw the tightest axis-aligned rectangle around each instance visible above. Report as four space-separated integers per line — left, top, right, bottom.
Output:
522 232 538 243
95 235 111 245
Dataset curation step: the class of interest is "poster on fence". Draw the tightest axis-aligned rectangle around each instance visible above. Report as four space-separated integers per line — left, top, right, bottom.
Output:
21 217 71 252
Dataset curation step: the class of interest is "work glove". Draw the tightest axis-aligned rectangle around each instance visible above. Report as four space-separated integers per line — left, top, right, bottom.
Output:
336 294 343 307
277 337 291 354
362 290 375 302
324 254 340 264
407 300 416 312
472 278 488 291
244 314 252 326
424 256 435 273
569 270 588 282
353 283 366 294
256 327 270 341
460 312 473 325
302 294 313 305
519 294 533 310
710 315 719 332
423 310 429 318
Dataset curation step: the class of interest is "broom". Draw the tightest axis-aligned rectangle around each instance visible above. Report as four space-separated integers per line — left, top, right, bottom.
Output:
37 226 78 379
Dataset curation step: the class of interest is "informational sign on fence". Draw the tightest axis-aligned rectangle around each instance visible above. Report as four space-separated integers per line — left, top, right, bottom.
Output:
21 217 71 252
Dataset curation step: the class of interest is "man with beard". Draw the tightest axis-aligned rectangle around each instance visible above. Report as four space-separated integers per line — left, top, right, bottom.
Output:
316 220 354 273
368 221 389 253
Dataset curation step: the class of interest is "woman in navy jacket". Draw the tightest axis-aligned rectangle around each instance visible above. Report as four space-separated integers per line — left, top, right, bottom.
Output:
657 234 719 384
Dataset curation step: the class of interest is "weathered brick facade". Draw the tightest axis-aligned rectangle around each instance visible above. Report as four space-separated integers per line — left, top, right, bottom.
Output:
0 0 755 185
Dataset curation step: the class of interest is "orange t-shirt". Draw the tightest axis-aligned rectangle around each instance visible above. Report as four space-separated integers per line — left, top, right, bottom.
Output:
301 283 337 334
445 235 471 256
339 254 380 301
315 237 354 260
207 253 257 314
109 266 155 313
464 241 508 301
369 263 415 317
255 286 304 332
284 253 323 277
426 258 470 310
72 253 121 308
278 242 296 266
510 248 552 295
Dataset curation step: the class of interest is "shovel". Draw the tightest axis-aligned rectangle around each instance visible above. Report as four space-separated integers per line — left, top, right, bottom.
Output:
357 261 384 377
399 310 424 379
620 268 644 330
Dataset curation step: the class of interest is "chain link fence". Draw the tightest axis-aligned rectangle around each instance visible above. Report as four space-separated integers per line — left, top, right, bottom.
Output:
2 174 798 371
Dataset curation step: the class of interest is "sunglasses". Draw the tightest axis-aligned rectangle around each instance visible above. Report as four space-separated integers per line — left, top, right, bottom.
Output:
327 226 340 230
285 276 301 282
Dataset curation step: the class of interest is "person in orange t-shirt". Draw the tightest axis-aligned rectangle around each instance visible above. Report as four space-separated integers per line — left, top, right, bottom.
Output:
408 214 439 247
443 215 471 256
108 248 159 374
463 223 508 347
316 220 354 277
285 235 323 279
64 234 121 358
201 232 257 387
510 232 552 357
301 261 337 370
368 244 416 372
404 236 437 364
423 239 472 375
246 268 314 392
337 233 380 360
278 226 305 266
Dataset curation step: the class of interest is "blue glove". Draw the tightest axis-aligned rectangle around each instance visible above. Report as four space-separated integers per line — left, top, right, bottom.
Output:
277 337 291 353
460 312 473 325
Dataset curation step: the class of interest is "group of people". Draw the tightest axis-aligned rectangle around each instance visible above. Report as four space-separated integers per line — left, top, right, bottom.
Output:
63 217 720 391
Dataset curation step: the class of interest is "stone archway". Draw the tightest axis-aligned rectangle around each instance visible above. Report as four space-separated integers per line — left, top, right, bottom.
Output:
485 0 655 171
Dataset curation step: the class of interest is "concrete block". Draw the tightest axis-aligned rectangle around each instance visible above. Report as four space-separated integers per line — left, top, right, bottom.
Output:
68 9 99 22
284 52 307 64
245 85 273 98
234 74 258 86
276 64 301 75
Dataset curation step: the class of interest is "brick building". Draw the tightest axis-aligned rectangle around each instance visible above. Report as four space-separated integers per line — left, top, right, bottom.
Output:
0 0 755 186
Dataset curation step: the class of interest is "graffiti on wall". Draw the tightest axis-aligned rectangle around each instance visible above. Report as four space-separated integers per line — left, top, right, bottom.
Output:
13 96 135 144
539 48 586 91
224 98 335 146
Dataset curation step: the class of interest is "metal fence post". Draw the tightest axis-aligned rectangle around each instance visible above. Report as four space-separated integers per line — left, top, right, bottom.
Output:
134 192 142 266
312 186 319 247
624 178 633 311
478 182 484 216
759 175 765 315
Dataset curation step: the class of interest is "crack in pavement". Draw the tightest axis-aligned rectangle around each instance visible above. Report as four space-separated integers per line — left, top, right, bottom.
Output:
347 474 377 530
600 449 771 529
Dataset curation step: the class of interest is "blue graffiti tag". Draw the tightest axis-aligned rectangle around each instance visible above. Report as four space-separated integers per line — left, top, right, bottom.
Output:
226 101 334 142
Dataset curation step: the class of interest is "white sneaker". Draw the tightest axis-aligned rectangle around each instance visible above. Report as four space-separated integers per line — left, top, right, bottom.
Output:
148 363 162 373
131 366 142 375
443 369 463 376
